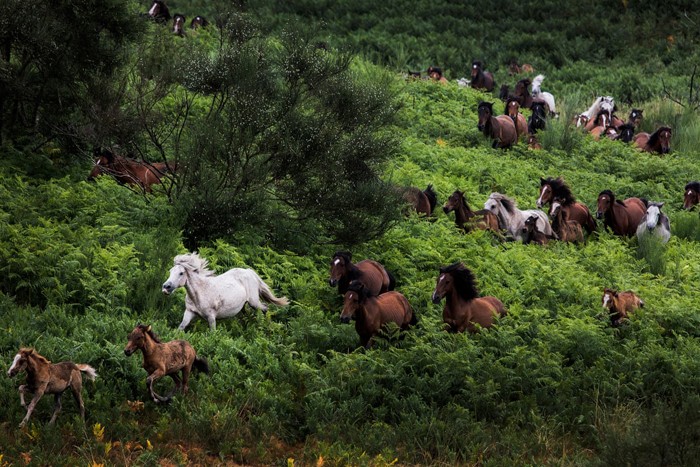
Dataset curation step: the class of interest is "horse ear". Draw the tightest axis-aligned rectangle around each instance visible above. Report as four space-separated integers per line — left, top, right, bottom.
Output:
658 202 665 208
146 325 152 332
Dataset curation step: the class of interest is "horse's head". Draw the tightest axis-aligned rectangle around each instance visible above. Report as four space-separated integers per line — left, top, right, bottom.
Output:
148 0 171 21
683 182 700 210
431 269 455 304
87 148 114 181
645 202 664 230
573 114 589 127
549 197 564 218
172 14 186 35
124 324 153 356
537 178 553 208
427 66 443 81
471 60 483 78
329 251 351 287
655 127 672 154
190 15 208 29
7 348 33 377
506 98 520 119
514 79 530 97
341 281 366 323
629 108 643 127
617 123 635 143
596 190 615 219
477 102 494 131
443 190 464 214
162 264 188 294
602 288 616 310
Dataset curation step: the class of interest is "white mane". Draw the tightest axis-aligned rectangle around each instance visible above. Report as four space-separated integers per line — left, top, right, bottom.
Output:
582 96 603 119
173 253 216 277
531 74 545 95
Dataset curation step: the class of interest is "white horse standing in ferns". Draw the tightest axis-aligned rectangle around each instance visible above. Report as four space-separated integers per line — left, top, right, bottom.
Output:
636 202 671 244
531 75 557 116
162 253 289 330
484 192 555 242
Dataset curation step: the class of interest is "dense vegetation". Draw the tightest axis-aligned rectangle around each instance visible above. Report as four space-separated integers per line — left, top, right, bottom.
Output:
3 0 700 465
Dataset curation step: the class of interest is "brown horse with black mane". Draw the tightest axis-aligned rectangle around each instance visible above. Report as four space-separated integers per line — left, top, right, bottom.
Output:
443 190 501 234
88 148 172 193
340 280 416 348
402 184 438 216
477 101 517 149
124 324 209 403
684 181 700 210
470 60 495 92
536 177 596 234
596 189 647 237
514 78 534 109
329 251 395 296
432 262 506 333
633 126 672 154
505 97 528 140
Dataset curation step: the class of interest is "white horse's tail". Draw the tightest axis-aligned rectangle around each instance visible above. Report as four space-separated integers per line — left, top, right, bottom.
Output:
76 364 98 381
532 74 545 94
254 273 290 306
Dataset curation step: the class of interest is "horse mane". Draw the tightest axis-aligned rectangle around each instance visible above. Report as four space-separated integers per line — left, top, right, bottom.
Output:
478 101 493 112
21 348 50 365
685 181 700 192
440 262 480 301
346 279 369 301
648 126 671 146
517 78 531 89
333 251 352 264
531 74 545 93
599 189 625 206
137 324 162 344
542 177 575 204
173 252 216 276
490 193 516 214
458 191 472 212
424 184 438 212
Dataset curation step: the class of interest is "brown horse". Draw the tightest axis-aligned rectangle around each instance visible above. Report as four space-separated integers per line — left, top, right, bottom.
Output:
514 78 534 109
683 181 700 210
507 59 534 76
329 251 395 296
536 177 596 233
147 0 171 22
340 280 416 348
402 184 438 216
477 101 517 149
505 97 528 140
470 60 495 92
124 324 209 403
596 190 647 237
521 215 556 245
628 108 643 128
432 262 506 333
527 134 542 150
633 126 672 154
427 66 449 84
88 148 172 193
190 15 208 29
7 348 97 427
550 197 584 243
602 288 644 327
443 190 501 234
172 13 186 36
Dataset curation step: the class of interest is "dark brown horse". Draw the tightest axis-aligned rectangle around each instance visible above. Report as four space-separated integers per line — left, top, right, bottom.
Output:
7 348 97 427
527 134 542 150
683 181 700 210
147 0 171 22
340 281 416 348
528 101 547 133
521 215 556 245
550 197 584 243
402 184 438 216
443 190 501 234
432 262 506 333
596 190 647 237
124 324 209 403
88 148 172 193
602 288 644 327
536 177 596 233
172 13 186 36
427 66 448 84
505 97 528 140
477 101 517 149
615 123 636 143
633 126 672 154
190 15 208 29
514 78 534 109
628 108 643 128
470 61 495 92
329 251 395 296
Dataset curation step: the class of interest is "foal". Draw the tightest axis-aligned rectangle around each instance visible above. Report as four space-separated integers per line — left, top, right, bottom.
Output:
124 325 209 403
8 348 97 427
442 190 501 234
602 288 644 326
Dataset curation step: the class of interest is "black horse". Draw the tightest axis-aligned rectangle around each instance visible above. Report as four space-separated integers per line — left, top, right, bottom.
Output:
528 101 547 133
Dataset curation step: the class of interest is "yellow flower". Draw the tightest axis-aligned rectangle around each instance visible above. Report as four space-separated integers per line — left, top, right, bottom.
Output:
436 138 447 147
93 423 105 442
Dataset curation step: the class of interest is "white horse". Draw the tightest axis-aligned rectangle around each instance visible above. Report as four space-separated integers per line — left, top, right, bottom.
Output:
484 193 555 241
576 96 603 127
531 75 557 115
162 253 289 330
636 202 671 244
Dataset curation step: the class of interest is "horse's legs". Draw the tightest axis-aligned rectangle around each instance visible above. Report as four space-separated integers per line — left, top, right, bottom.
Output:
20 389 46 427
49 393 62 424
181 365 191 394
146 370 169 403
168 373 182 396
71 380 85 421
18 384 29 406
178 309 198 331
246 295 268 313
205 314 217 330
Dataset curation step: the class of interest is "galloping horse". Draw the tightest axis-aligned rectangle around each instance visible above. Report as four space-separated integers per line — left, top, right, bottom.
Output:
329 251 395 296
124 325 209 403
505 97 528 140
602 288 644 327
477 101 517 149
432 262 506 333
537 177 595 233
596 190 647 237
172 13 186 36
470 61 495 92
340 281 416 348
633 126 672 154
636 201 671 244
443 190 501 234
528 101 547 133
402 184 437 216
190 15 208 29
550 198 585 243
88 148 172 193
147 0 171 22
8 348 97 427
683 181 700 210
484 192 555 241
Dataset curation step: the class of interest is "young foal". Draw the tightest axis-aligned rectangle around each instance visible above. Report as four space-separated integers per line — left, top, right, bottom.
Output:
340 281 416 348
8 348 97 427
432 263 506 333
442 190 501 234
602 288 644 326
477 101 517 149
521 215 556 245
329 251 395 296
550 198 584 243
124 325 209 403
683 181 700 210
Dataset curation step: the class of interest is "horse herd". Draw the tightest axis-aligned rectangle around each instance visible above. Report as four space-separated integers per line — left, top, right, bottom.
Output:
146 0 209 36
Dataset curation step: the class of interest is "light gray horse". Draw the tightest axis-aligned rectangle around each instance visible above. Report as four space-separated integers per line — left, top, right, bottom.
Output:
636 201 671 244
484 193 555 242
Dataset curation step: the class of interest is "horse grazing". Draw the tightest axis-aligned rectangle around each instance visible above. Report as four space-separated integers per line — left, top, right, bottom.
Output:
7 348 97 427
172 14 186 36
88 148 171 193
596 190 647 237
190 15 208 29
602 288 644 327
633 126 672 154
470 60 495 92
477 101 517 149
636 201 671 244
402 184 437 216
537 177 595 233
521 215 556 245
683 181 700 210
147 0 171 22
329 251 395 296
124 325 209 403
162 252 289 330
427 66 448 84
505 97 528 140
340 281 415 348
432 262 506 333
550 198 584 243
443 190 501 234
528 101 547 133
531 75 557 115
484 192 555 241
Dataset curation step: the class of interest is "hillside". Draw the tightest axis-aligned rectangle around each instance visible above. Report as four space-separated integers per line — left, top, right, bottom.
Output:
3 1 700 465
